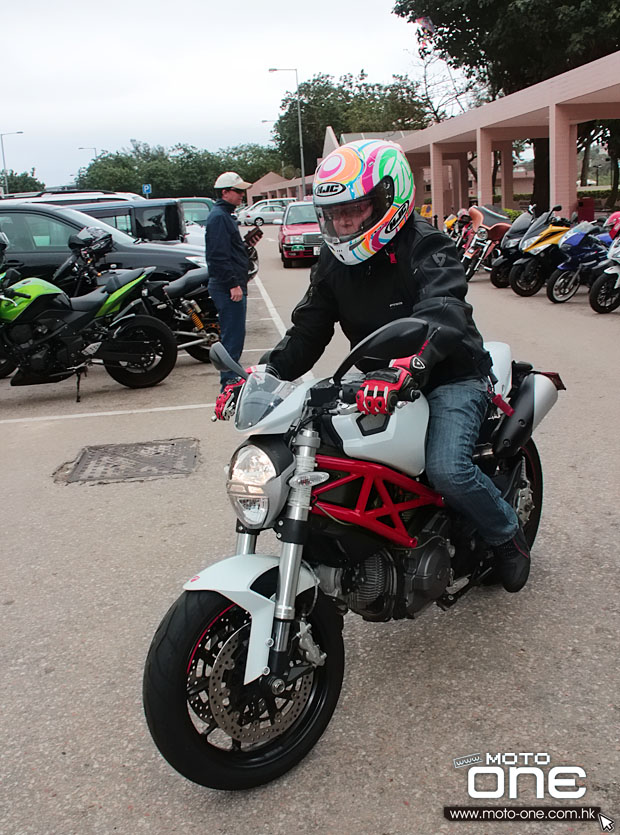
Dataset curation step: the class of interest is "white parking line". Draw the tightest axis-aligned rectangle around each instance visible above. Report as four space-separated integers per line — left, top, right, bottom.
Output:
0 402 217 425
253 275 287 337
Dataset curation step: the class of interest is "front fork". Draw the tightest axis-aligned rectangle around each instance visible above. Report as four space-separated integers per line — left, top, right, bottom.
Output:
236 427 320 679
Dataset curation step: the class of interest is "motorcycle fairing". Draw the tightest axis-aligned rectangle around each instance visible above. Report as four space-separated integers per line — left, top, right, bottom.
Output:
183 554 317 684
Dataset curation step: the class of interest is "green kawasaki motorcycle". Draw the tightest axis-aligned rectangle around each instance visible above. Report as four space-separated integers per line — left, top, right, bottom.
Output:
0 232 177 395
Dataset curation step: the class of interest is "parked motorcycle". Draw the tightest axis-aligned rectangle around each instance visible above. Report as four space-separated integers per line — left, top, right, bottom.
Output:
0 232 177 397
453 209 474 256
143 319 564 790
589 212 620 314
509 206 571 297
460 205 511 281
51 228 221 363
546 221 611 303
489 207 535 288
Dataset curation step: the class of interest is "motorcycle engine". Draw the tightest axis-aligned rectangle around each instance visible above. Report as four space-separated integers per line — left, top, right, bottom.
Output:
314 513 453 621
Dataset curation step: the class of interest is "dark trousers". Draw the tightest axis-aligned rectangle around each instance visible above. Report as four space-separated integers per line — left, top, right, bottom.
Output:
208 283 247 388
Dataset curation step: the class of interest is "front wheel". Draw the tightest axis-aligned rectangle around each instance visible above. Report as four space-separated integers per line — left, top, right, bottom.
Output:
464 257 479 282
510 258 547 296
589 273 620 313
253 218 264 227
143 589 344 790
103 315 177 388
546 269 580 303
490 260 511 288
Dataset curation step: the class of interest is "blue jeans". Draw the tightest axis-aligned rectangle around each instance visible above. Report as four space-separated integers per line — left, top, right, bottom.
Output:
425 378 519 547
208 284 247 388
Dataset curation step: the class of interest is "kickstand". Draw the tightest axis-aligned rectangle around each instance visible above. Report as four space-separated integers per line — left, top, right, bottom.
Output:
75 367 87 403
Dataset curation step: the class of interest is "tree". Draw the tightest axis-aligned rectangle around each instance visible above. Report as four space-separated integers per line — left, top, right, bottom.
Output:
6 169 45 193
393 0 620 206
273 72 430 175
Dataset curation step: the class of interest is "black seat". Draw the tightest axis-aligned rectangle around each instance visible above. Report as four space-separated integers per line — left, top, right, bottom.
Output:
165 267 209 299
103 267 154 293
70 287 108 311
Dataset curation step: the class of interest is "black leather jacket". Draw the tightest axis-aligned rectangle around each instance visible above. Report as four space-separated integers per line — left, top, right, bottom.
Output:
263 212 492 390
205 199 250 291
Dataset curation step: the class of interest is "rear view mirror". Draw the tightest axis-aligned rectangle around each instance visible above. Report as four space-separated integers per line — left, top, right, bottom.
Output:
209 342 248 380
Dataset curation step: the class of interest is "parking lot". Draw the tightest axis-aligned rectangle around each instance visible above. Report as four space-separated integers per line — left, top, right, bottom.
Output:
1 233 619 835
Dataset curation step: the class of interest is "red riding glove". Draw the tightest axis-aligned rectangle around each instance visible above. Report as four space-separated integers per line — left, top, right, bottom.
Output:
213 367 257 421
355 354 429 416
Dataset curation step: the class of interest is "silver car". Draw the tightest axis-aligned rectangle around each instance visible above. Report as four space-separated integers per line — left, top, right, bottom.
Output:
239 201 290 226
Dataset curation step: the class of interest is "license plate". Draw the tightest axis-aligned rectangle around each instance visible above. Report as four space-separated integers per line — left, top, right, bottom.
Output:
313 246 321 255
291 245 305 251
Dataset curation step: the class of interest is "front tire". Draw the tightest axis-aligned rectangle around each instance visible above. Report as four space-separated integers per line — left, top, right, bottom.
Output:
490 260 511 288
103 315 177 388
546 269 580 303
143 589 344 790
510 258 547 296
589 273 620 313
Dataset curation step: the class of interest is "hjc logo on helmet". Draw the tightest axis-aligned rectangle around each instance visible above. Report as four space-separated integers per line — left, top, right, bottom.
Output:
315 183 347 197
385 202 410 235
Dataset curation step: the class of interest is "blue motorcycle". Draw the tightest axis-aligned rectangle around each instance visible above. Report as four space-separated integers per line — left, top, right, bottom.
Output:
546 221 611 303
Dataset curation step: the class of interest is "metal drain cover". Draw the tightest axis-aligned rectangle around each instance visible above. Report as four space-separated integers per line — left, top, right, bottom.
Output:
62 438 199 484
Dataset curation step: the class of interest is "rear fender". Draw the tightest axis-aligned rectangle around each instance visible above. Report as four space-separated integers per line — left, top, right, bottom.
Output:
183 554 318 684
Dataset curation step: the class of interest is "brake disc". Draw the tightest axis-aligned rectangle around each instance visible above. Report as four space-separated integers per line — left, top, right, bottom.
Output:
208 624 314 744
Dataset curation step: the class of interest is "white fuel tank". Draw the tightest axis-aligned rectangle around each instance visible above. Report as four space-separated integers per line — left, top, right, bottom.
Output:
331 395 429 477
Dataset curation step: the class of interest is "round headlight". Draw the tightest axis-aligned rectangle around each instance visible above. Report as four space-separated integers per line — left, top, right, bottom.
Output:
477 228 488 241
226 445 277 527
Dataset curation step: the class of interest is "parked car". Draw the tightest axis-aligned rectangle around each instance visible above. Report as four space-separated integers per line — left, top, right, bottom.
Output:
0 188 145 204
278 201 322 267
69 198 186 242
238 198 295 226
0 201 207 283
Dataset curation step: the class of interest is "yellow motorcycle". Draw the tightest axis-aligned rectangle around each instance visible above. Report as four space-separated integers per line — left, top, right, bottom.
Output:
508 206 571 297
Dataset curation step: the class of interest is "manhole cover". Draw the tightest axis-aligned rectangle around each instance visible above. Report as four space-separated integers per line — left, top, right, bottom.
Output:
61 438 200 484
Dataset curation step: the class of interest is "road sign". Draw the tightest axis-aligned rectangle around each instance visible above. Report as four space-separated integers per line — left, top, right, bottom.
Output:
142 183 152 196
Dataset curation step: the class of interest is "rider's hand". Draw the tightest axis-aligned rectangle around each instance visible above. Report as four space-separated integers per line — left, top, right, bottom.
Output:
356 367 415 415
214 378 245 420
390 353 430 391
230 285 243 302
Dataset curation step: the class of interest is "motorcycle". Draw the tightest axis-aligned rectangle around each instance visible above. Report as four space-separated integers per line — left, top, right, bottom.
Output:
489 207 535 288
0 232 177 398
545 221 611 304
460 205 511 282
589 213 620 313
51 227 221 364
143 319 565 790
509 206 572 297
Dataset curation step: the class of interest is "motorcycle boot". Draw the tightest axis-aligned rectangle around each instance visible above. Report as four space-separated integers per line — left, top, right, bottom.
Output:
493 525 531 592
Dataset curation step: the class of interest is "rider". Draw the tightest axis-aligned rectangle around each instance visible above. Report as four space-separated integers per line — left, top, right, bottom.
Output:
215 140 530 593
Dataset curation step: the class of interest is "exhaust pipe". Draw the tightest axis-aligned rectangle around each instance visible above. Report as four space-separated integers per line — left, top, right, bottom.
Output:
493 372 565 457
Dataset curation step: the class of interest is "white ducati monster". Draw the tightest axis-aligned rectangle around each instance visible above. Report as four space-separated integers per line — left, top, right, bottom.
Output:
143 318 564 790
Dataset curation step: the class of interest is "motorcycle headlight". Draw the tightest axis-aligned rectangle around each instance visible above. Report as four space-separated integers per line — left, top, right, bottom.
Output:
476 228 488 241
186 256 207 268
521 236 537 251
226 442 295 529
503 239 518 249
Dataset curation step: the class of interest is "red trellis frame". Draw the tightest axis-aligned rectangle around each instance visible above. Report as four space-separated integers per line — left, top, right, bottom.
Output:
311 454 444 547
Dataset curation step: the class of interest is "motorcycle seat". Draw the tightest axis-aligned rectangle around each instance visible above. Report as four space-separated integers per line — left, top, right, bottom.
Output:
70 287 108 311
165 267 209 299
103 267 155 293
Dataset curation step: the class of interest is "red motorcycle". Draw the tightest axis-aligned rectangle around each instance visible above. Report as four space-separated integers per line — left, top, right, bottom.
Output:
461 206 511 282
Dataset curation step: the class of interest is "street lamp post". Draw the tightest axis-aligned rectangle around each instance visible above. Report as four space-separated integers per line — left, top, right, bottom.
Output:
268 68 306 199
1 130 24 195
78 146 99 158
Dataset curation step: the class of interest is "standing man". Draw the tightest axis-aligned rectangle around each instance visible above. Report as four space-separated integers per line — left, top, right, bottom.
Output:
206 171 252 388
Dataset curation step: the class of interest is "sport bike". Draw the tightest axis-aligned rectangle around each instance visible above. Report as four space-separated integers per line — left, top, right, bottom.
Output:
143 318 564 790
546 221 610 303
509 206 571 297
0 232 177 396
489 207 535 288
589 233 620 313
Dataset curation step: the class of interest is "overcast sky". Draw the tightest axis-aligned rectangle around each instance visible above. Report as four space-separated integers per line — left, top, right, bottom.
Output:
2 0 423 187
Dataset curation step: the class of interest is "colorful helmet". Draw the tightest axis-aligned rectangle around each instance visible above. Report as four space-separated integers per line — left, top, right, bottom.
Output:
603 211 620 240
313 140 415 265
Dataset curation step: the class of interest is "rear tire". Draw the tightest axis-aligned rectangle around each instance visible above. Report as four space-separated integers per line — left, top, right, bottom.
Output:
0 357 17 378
546 269 580 303
103 315 177 388
143 589 344 790
510 258 547 296
589 273 620 313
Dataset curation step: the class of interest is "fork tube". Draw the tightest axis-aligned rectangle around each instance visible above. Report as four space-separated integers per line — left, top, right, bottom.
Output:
236 532 257 555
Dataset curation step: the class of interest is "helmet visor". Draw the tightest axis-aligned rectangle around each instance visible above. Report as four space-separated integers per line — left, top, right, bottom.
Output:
316 177 395 244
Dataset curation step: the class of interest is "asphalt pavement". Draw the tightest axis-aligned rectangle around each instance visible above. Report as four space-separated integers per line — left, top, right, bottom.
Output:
1 233 618 835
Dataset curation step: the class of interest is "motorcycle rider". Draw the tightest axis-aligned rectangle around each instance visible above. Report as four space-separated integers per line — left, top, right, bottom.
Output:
215 140 530 593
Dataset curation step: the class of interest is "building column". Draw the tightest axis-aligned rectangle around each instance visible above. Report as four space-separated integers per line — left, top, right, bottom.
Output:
430 142 445 224
458 153 470 209
498 142 515 208
550 105 578 215
412 165 426 209
476 128 493 207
